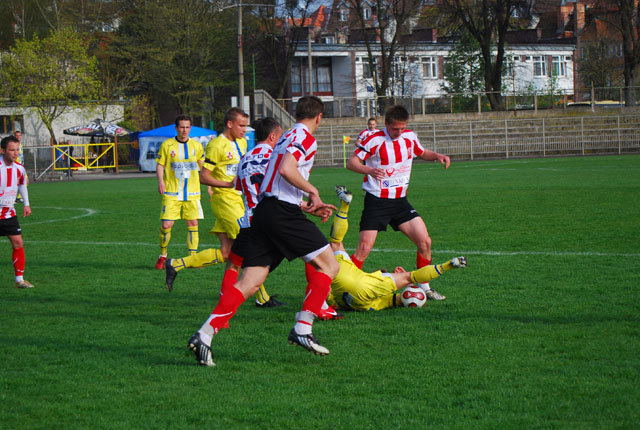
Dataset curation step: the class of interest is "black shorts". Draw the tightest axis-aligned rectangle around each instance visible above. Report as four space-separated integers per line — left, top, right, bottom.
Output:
0 217 22 236
359 192 420 232
242 197 329 269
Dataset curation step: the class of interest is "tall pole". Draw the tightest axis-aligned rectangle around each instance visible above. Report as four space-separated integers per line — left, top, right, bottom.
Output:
307 28 313 95
237 0 244 111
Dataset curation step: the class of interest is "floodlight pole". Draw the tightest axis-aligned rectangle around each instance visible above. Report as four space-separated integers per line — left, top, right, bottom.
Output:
237 0 244 111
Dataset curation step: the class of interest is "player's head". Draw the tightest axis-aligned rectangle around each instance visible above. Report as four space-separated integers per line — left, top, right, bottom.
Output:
223 107 249 140
384 105 409 140
1 135 20 163
367 117 377 130
174 114 192 141
295 96 324 121
254 117 282 145
14 130 22 141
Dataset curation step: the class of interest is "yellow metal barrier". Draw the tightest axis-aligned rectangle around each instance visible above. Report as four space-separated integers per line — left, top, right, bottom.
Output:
53 143 116 171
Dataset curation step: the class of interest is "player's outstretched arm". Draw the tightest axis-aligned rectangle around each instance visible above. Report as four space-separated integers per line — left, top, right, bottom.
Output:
156 163 165 195
419 150 450 169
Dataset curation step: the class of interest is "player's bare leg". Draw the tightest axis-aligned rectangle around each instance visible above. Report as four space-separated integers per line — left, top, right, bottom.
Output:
398 217 444 300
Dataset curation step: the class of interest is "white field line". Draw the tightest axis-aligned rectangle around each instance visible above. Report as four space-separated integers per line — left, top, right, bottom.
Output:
21 240 640 258
22 207 98 226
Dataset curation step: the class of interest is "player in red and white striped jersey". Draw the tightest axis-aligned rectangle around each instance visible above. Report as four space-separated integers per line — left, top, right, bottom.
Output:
354 117 378 147
187 97 340 366
0 135 33 288
346 105 450 301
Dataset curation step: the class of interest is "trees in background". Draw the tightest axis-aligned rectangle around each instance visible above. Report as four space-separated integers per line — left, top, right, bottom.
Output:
0 27 99 144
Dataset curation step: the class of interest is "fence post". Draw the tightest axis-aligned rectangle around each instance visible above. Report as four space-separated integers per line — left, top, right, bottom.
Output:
477 94 482 114
581 117 585 155
432 122 436 153
422 97 426 115
617 115 621 154
330 125 334 165
534 93 538 113
542 118 546 156
505 119 509 158
469 121 473 160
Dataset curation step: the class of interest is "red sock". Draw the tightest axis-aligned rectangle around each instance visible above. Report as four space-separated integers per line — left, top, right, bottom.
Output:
304 262 317 291
302 271 332 316
12 247 25 276
220 268 239 297
416 252 431 269
350 254 364 269
209 286 245 334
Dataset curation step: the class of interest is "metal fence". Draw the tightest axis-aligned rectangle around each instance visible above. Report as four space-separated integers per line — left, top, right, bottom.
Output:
273 86 640 118
313 114 640 166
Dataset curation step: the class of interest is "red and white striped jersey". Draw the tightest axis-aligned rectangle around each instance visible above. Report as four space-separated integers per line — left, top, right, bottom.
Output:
357 127 378 142
260 123 317 205
236 142 273 220
354 128 425 199
0 159 27 219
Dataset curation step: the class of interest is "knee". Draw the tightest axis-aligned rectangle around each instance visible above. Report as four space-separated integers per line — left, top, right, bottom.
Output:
416 235 431 253
325 258 340 279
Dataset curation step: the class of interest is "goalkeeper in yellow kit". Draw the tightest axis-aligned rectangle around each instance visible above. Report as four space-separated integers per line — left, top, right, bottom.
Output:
322 186 466 311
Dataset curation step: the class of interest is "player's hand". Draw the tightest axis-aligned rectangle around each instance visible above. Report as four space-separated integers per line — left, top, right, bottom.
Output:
158 181 165 195
437 154 451 169
23 206 31 218
302 203 336 223
207 186 213 197
369 167 386 181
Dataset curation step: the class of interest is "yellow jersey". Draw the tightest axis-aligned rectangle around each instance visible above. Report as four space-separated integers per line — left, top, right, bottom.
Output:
328 252 398 311
203 134 246 198
156 137 204 201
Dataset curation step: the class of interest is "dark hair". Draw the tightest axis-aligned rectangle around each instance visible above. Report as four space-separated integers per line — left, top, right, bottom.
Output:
253 117 281 142
175 114 192 126
1 135 19 150
385 105 409 124
367 117 377 123
295 96 324 120
223 108 248 129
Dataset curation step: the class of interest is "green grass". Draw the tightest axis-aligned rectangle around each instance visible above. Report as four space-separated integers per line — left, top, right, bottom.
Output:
1 155 639 428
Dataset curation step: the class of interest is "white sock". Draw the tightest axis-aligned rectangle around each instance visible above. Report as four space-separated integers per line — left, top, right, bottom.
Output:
15 275 24 282
418 282 431 292
198 315 215 344
293 311 315 335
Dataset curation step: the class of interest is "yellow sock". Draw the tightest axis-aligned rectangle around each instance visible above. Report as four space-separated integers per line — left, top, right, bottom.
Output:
254 284 271 304
329 201 350 243
409 261 453 284
187 225 199 255
159 227 172 256
172 248 224 271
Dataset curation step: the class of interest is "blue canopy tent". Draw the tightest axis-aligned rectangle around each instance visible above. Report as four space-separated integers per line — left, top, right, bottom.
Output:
135 125 217 172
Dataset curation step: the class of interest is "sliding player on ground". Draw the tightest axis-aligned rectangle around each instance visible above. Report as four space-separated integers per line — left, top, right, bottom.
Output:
325 185 466 310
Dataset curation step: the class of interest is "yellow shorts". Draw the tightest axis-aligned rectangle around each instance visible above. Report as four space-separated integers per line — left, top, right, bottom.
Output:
210 193 245 239
160 197 203 221
327 253 398 311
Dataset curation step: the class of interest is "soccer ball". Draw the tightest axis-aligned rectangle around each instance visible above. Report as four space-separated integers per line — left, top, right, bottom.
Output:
401 285 427 308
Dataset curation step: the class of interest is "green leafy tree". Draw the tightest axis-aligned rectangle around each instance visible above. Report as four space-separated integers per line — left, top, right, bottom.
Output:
0 27 100 144
441 32 484 111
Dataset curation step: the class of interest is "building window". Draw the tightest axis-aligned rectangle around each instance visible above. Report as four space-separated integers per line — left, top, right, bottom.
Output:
0 115 23 134
340 8 348 21
551 56 567 77
533 56 546 77
421 56 437 78
313 58 332 93
291 62 302 93
358 56 377 79
363 7 371 20
321 36 335 44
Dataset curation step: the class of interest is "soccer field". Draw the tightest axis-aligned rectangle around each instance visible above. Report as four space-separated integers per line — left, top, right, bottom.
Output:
2 155 639 428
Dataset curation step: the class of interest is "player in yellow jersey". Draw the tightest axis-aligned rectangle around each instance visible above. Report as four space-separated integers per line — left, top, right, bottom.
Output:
323 186 467 311
165 109 282 307
155 115 205 269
